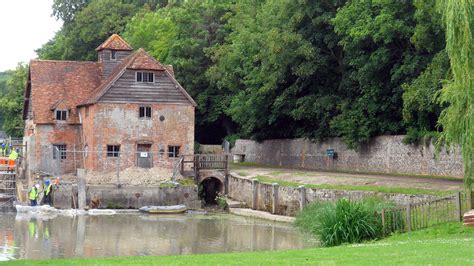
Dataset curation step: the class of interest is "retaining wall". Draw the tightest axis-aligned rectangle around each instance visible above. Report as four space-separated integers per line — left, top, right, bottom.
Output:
233 136 464 177
52 185 200 209
228 175 440 216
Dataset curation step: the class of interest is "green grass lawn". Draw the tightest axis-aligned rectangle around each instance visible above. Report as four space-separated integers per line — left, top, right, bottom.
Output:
254 175 453 196
3 223 473 265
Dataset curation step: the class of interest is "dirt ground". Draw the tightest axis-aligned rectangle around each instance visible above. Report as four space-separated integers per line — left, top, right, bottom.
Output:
230 165 464 191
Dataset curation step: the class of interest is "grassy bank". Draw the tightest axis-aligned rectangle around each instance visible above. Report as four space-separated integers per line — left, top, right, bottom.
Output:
254 175 452 196
4 223 474 265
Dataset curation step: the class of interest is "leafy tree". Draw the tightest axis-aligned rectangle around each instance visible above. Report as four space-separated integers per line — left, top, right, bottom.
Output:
0 64 28 137
331 1 436 148
209 0 345 141
437 0 474 189
39 0 138 61
52 0 90 24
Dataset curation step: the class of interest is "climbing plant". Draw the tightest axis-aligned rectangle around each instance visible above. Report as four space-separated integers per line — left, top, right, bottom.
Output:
437 0 474 190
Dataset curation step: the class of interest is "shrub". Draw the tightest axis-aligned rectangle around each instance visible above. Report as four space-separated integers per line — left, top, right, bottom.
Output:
296 198 394 247
215 192 228 209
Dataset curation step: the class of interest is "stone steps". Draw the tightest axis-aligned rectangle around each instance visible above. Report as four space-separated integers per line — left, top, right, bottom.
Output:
463 210 474 227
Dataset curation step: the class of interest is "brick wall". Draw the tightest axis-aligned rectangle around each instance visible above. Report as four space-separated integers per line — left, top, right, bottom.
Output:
80 103 194 171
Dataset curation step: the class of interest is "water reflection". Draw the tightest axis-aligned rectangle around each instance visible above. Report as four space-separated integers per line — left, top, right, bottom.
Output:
0 212 316 260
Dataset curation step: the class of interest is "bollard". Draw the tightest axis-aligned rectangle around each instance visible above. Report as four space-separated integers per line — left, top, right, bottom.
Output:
272 183 279 214
77 168 86 210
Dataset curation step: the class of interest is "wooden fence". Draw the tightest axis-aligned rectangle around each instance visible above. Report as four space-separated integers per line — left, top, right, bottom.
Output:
380 191 472 235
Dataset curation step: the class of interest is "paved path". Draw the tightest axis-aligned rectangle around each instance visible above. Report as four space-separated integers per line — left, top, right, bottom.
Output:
231 165 463 191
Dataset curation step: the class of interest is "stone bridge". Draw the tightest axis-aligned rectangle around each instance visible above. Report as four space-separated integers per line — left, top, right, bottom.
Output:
180 154 230 204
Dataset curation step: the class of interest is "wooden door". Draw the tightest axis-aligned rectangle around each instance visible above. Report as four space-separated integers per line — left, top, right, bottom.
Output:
137 144 152 168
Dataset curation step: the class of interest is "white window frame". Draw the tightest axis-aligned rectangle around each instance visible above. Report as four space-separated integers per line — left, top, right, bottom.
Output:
55 109 68 121
135 71 154 83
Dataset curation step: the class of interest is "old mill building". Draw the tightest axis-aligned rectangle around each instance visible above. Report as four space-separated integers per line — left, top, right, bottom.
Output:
22 34 196 176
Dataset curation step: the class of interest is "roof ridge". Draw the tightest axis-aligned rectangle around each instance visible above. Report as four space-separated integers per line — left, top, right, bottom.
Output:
31 59 100 64
96 34 133 51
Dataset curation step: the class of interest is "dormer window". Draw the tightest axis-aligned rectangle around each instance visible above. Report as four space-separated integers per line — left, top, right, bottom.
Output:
136 71 154 83
111 50 116 60
56 110 68 121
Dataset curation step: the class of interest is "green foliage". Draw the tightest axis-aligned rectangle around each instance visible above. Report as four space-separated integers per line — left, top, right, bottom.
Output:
0 64 28 137
38 0 138 61
295 198 391 247
437 0 474 190
215 192 227 209
402 51 450 142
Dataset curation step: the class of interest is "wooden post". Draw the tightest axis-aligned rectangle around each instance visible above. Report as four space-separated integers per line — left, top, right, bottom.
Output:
406 204 411 232
116 154 121 187
252 179 258 210
180 156 184 174
272 183 279 214
299 185 306 211
381 209 386 236
455 191 462 222
73 144 77 175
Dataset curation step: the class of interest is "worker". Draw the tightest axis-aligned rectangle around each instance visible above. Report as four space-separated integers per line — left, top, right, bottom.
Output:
29 184 40 206
0 143 4 166
7 148 18 172
42 180 53 205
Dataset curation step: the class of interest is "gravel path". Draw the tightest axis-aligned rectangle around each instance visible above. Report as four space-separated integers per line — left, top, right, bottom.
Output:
231 165 463 191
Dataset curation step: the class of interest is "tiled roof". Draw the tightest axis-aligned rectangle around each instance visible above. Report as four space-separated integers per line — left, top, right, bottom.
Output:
26 60 103 124
96 34 133 51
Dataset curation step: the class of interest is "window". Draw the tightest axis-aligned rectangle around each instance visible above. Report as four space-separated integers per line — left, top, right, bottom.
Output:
56 110 68 121
168 146 180 158
111 50 116 60
106 145 120 157
136 71 154 83
139 106 152 118
53 144 67 160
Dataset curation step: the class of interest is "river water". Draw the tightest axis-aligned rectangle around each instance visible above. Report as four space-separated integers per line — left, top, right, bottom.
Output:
0 212 316 260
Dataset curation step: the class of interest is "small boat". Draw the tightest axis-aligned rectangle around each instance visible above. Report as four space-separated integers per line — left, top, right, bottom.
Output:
139 205 187 214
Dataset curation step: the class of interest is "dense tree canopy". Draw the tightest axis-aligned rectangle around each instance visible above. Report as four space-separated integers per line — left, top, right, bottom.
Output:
4 0 467 155
0 64 28 137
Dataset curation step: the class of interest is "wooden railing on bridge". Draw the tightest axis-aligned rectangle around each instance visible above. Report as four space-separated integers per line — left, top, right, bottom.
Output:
179 154 230 177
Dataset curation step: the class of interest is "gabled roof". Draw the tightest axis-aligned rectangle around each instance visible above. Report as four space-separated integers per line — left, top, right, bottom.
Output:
96 34 133 51
79 48 197 107
24 60 103 123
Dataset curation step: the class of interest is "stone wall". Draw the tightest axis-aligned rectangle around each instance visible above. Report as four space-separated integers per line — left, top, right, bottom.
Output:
233 136 464 177
53 185 200 209
228 175 440 216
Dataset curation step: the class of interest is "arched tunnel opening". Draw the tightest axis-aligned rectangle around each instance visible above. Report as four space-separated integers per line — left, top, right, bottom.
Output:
199 177 224 205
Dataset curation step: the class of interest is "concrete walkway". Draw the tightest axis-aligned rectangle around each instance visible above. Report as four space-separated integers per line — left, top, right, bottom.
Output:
229 208 295 223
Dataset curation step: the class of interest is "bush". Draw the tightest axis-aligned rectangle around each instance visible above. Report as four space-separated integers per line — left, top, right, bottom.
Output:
215 192 228 209
296 198 394 247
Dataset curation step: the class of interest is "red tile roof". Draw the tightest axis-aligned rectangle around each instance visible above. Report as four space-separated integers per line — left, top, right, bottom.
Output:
26 60 103 124
96 34 133 51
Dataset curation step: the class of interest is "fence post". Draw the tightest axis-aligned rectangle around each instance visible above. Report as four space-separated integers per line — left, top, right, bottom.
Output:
272 183 279 214
252 179 258 210
455 191 462 221
406 204 412 232
381 209 386 236
299 185 306 211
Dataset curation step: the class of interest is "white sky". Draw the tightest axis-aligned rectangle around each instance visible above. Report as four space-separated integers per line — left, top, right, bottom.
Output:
0 0 62 71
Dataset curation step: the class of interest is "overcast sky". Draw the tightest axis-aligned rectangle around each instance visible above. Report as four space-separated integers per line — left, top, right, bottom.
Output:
0 0 62 71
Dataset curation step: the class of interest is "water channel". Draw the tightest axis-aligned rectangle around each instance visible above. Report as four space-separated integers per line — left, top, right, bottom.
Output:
0 212 317 260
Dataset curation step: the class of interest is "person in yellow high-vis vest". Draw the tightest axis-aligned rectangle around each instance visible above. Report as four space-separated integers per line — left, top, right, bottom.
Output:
8 148 18 172
29 184 40 206
42 180 53 205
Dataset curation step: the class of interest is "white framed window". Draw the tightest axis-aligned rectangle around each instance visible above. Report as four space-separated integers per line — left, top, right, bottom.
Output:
106 145 120 157
55 110 68 121
168 145 180 158
139 106 152 119
136 71 154 83
53 144 67 160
